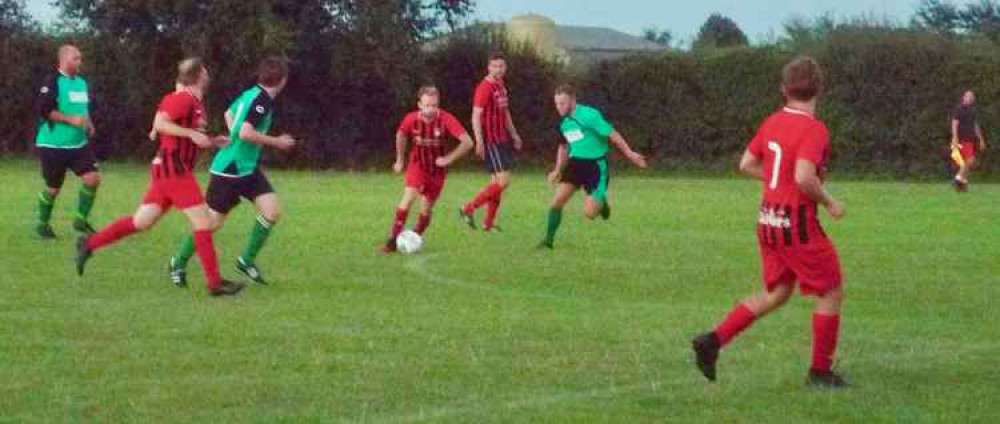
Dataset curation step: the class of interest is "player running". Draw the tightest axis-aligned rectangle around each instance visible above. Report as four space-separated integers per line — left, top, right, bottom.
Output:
75 58 244 297
459 53 524 232
691 56 848 389
382 86 474 253
34 44 101 239
168 57 295 286
950 90 987 192
538 85 647 249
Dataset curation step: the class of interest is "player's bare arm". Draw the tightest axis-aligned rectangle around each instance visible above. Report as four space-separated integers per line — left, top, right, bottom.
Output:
739 150 765 180
436 134 474 168
471 106 486 158
393 132 408 173
153 111 211 148
951 118 960 149
795 159 845 219
48 110 87 129
548 144 570 185
224 110 234 132
609 131 647 168
976 124 987 149
239 122 296 150
506 113 523 151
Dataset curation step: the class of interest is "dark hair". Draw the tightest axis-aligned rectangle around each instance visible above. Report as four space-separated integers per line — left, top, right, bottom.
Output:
258 56 290 87
782 56 824 102
554 84 577 98
177 57 206 86
417 85 439 99
489 52 506 62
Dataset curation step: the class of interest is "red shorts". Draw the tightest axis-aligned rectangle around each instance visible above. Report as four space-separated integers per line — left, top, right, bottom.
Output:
405 163 447 203
959 141 978 161
760 238 843 296
142 175 205 210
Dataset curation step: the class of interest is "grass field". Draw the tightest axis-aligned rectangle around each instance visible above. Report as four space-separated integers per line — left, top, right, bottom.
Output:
0 158 998 423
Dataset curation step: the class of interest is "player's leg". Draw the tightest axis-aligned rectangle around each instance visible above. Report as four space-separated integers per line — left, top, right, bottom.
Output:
171 209 225 287
173 174 236 281
36 148 67 239
76 203 164 276
539 183 577 249
72 147 101 234
582 159 611 221
483 170 510 231
807 285 847 388
462 144 511 229
383 187 420 253
414 194 437 236
237 192 281 283
692 283 794 382
182 204 243 296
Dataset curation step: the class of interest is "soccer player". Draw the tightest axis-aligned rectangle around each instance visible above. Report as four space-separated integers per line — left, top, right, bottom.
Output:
382 86 474 253
950 90 988 192
459 53 524 232
691 56 848 389
168 57 295 286
538 85 647 249
34 44 100 239
75 58 244 297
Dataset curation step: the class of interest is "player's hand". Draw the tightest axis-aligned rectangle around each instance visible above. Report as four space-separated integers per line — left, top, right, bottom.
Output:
274 134 296 151
435 157 451 168
149 129 158 142
951 138 960 150
475 143 485 159
67 116 87 129
547 170 561 185
513 136 524 151
188 131 210 147
825 199 846 220
212 135 231 147
980 141 988 151
393 160 404 173
86 123 96 137
627 151 648 168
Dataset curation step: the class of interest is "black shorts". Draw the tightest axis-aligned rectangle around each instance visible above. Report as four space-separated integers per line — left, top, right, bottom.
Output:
39 146 99 189
484 142 515 174
561 157 610 200
206 170 275 215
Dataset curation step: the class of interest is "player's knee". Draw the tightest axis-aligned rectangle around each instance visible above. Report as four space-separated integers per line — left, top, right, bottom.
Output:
46 187 61 196
83 173 101 187
133 216 154 232
263 209 281 224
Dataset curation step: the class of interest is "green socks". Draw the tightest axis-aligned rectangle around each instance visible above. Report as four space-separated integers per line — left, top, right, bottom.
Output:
77 185 97 222
241 215 275 265
174 234 196 268
544 208 563 245
38 191 56 225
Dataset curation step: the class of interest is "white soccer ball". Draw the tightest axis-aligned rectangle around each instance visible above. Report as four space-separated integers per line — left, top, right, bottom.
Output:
396 230 424 254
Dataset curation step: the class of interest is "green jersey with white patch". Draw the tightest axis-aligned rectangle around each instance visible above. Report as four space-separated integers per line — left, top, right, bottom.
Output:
210 85 275 177
35 73 90 148
559 104 614 160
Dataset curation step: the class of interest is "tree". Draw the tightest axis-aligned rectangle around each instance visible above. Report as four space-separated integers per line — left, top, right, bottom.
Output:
642 27 673 46
693 13 749 49
913 0 962 33
0 0 34 35
913 0 1000 41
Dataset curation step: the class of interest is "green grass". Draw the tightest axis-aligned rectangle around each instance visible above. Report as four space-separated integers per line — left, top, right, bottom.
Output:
0 158 997 423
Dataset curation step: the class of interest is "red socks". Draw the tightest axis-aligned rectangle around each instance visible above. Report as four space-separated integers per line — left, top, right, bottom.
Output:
86 217 137 251
715 304 757 347
414 213 432 235
811 313 841 372
464 183 504 214
484 192 503 230
391 208 408 239
193 230 222 290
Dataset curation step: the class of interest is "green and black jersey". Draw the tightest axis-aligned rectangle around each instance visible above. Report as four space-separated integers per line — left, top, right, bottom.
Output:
210 85 275 178
35 72 90 149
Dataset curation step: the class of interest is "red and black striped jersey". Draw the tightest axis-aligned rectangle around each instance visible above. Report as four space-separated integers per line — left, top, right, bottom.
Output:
397 110 468 176
473 77 511 145
748 107 831 246
151 91 204 179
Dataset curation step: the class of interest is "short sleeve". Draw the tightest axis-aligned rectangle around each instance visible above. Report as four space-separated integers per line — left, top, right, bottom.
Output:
797 123 830 165
584 108 615 138
473 82 492 109
158 93 195 122
35 75 59 120
747 131 765 157
397 113 416 135
245 93 272 128
441 112 469 139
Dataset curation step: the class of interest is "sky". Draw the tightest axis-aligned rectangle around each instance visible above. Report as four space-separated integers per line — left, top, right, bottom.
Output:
23 0 971 42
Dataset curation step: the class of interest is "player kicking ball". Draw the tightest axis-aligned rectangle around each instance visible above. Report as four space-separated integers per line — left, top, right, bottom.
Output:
382 86 474 253
538 85 646 249
75 58 244 297
168 57 295 286
691 56 848 389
